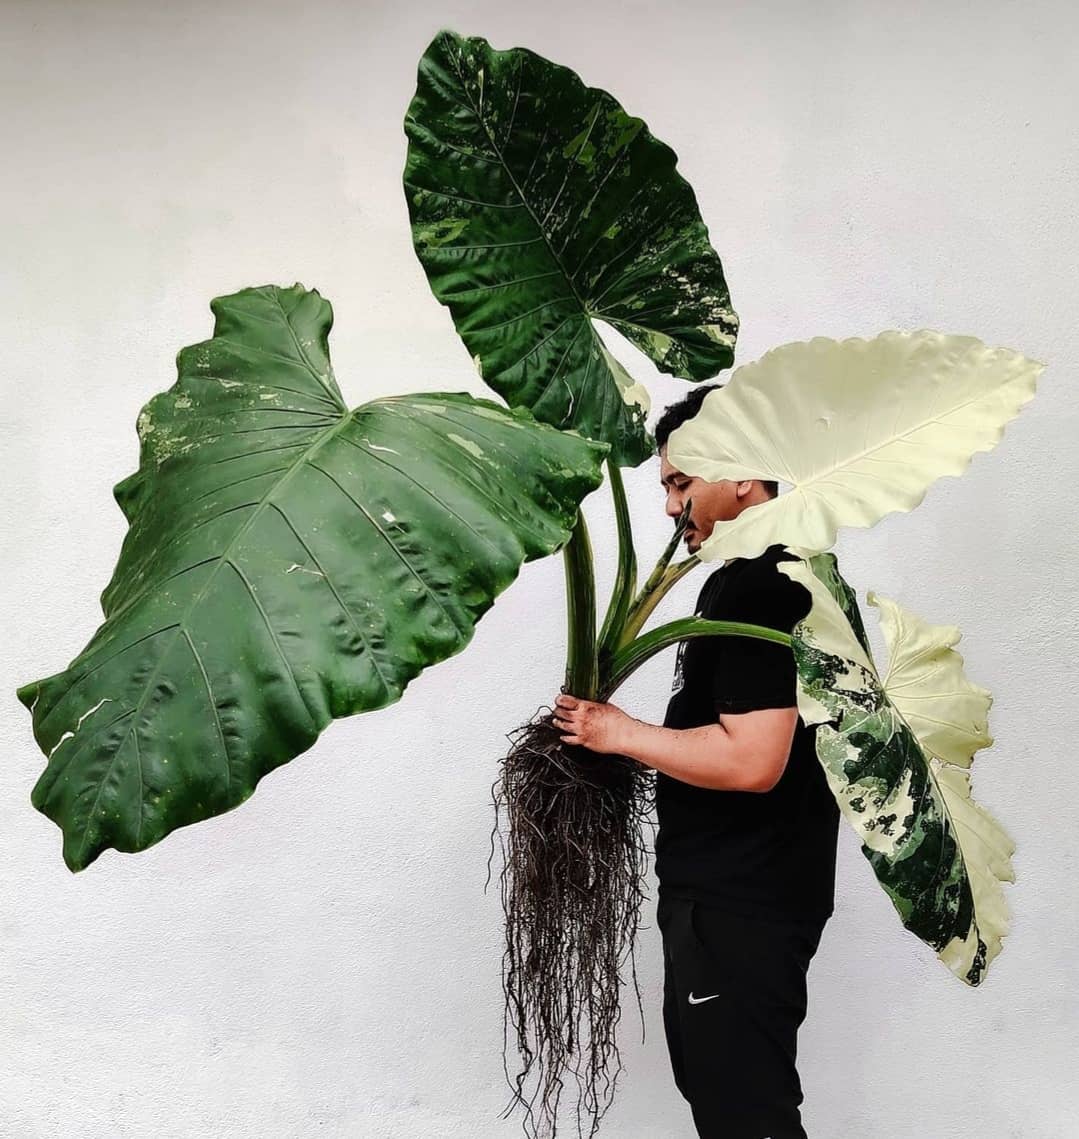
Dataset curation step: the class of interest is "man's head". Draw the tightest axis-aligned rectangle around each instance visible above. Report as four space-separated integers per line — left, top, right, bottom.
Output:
654 383 778 555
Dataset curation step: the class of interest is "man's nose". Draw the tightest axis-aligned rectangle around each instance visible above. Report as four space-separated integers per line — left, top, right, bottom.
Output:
665 493 682 519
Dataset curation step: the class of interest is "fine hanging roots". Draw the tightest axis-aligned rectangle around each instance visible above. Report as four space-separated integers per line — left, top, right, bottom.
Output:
487 702 657 1139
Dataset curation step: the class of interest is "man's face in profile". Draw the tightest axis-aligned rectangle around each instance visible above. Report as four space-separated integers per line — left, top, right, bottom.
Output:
658 445 743 555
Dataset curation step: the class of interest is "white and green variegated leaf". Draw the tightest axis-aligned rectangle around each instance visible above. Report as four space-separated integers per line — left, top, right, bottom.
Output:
780 551 1014 985
16 284 608 872
665 331 1043 560
403 28 739 468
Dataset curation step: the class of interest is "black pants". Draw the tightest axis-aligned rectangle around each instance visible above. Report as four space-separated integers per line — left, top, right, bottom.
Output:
657 893 827 1139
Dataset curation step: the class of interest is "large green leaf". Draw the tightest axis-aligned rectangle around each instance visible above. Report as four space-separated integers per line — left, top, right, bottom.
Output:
403 28 739 468
17 284 608 871
781 553 1013 985
664 330 1044 560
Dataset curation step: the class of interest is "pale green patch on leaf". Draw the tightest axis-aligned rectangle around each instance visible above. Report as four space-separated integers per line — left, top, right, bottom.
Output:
446 432 486 459
666 331 1044 560
414 217 471 248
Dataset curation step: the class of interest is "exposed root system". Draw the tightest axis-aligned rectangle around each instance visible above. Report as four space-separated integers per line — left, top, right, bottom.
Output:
487 703 657 1138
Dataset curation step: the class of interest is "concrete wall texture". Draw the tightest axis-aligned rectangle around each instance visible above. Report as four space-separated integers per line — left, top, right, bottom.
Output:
2 1 1077 1136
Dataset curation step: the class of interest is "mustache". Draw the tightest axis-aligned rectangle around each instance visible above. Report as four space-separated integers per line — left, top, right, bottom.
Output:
674 500 694 533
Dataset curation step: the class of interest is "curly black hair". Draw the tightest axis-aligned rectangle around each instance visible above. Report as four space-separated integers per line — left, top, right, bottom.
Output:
654 383 778 497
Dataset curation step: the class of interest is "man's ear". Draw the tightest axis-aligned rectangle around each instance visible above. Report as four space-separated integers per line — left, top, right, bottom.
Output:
735 479 755 498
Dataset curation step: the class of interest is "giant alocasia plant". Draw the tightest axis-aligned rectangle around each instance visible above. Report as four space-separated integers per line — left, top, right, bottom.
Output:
16 26 1043 1139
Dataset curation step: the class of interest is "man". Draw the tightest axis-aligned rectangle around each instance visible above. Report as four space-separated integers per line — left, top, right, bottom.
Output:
552 384 840 1139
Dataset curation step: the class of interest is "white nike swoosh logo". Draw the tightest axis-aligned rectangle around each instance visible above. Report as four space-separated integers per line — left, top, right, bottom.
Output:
688 991 720 1004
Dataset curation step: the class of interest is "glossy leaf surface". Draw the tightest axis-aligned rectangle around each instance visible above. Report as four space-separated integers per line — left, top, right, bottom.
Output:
17 285 608 870
403 29 738 467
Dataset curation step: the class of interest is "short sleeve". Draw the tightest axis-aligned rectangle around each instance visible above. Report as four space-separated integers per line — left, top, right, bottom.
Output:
706 563 811 714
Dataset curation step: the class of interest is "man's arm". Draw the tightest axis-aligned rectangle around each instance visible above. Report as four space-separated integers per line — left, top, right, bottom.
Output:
619 706 799 792
553 562 808 790
551 695 799 793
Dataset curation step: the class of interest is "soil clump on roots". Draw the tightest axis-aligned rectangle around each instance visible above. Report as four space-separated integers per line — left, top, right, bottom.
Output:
488 703 657 1138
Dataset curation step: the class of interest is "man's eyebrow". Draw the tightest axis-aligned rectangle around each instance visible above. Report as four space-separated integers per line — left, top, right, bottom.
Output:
659 471 687 487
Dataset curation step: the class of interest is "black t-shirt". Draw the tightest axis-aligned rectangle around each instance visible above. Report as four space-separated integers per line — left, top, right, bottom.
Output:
655 544 839 924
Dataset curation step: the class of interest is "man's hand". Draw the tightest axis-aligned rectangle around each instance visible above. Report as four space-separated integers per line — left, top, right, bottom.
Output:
553 698 799 791
552 694 635 755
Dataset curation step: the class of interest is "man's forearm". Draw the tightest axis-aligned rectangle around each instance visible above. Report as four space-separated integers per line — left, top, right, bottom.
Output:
616 717 764 792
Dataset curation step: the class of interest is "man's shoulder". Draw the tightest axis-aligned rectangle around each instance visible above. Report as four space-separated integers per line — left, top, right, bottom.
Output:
708 545 811 623
725 544 801 587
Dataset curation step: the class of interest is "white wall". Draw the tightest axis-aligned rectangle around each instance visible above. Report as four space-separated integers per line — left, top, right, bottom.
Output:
3 1 1077 1136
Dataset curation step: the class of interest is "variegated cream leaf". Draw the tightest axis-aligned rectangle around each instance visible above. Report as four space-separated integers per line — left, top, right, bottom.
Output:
870 591 994 770
866 591 1013 982
779 552 1014 985
664 331 1043 561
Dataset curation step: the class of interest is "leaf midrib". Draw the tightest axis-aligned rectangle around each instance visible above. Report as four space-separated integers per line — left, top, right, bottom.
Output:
443 44 611 359
693 368 1036 561
698 363 1034 494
